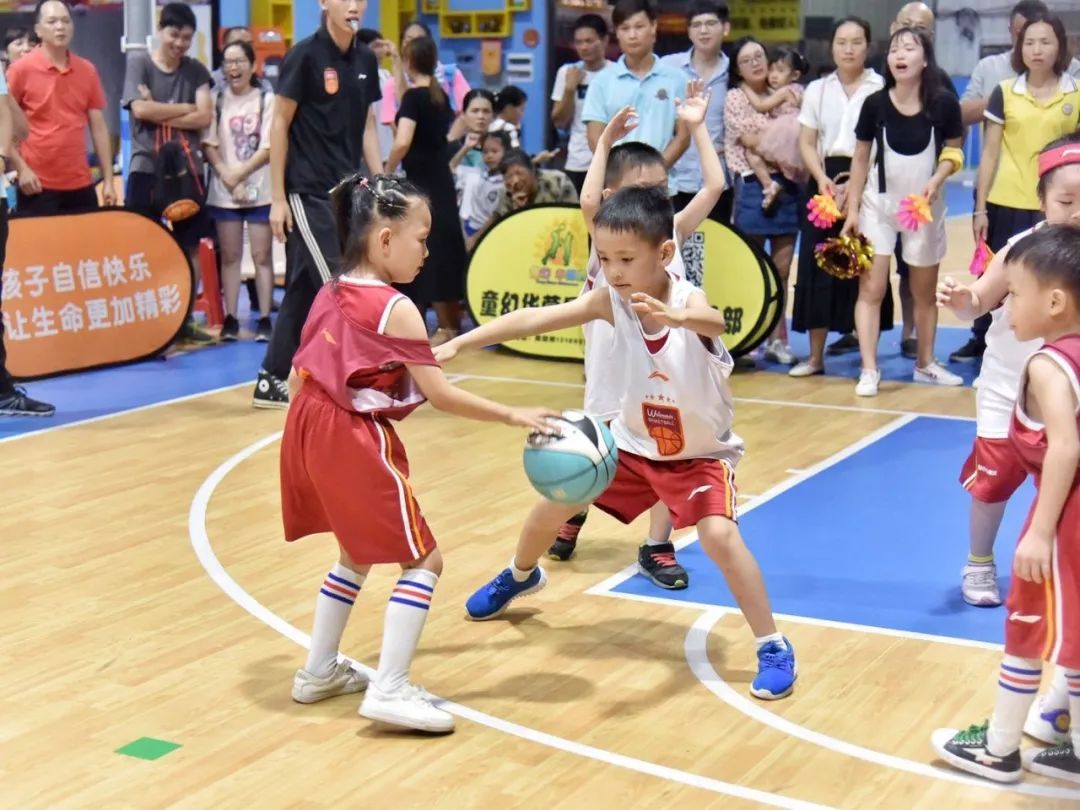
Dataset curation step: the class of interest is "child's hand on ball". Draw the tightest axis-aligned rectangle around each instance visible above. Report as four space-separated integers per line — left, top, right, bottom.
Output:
507 408 562 434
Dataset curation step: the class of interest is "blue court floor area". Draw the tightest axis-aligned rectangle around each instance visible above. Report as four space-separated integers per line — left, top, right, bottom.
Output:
610 416 1034 646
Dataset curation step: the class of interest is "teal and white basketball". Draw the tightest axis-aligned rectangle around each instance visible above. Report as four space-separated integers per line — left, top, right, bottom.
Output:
523 411 618 503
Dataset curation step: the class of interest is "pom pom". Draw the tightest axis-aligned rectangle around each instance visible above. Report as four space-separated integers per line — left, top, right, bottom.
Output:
898 194 933 232
806 193 842 229
969 239 994 278
814 234 875 280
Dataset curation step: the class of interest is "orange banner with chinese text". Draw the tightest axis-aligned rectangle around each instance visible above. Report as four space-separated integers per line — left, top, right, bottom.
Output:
2 210 192 379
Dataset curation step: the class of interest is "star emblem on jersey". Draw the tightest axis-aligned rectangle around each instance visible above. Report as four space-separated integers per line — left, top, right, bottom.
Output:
324 68 339 95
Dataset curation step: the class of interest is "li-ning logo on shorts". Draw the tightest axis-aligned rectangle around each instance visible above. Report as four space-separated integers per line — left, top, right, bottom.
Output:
324 68 340 95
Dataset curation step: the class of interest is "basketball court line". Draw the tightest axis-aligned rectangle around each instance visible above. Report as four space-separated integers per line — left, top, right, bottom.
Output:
684 610 1080 802
188 431 826 810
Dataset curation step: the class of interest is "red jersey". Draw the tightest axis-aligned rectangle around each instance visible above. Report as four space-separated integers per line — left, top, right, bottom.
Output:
1005 334 1080 668
292 277 437 418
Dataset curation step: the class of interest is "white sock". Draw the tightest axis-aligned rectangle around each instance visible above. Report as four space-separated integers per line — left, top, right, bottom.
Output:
755 632 786 650
510 558 535 583
645 536 668 547
1068 670 1080 751
987 655 1042 756
1044 666 1071 712
374 568 438 694
305 563 364 678
968 498 1007 563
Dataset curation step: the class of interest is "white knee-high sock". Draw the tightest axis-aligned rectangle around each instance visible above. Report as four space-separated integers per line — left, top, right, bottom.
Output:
374 569 438 693
305 563 364 678
987 655 1042 756
1044 666 1071 712
1068 670 1080 750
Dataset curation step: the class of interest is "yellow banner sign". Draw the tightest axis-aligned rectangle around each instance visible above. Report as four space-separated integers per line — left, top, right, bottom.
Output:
2 209 193 379
728 0 801 43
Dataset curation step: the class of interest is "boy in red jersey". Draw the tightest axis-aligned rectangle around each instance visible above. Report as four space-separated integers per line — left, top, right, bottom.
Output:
933 225 1080 784
283 173 554 733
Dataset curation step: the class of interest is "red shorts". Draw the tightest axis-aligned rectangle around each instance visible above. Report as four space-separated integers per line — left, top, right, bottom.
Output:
959 437 1027 503
1005 490 1080 669
593 450 738 530
279 385 436 564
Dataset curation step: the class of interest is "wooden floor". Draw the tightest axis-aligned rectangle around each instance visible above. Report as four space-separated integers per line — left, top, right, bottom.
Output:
4 341 1079 809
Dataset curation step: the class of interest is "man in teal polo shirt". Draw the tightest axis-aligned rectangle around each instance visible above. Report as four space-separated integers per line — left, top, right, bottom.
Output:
582 0 689 171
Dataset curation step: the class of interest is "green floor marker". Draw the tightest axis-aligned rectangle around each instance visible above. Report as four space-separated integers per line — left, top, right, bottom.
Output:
115 737 182 761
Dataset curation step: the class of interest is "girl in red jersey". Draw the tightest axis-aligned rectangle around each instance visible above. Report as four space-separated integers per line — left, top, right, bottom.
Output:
933 225 1080 784
283 174 555 733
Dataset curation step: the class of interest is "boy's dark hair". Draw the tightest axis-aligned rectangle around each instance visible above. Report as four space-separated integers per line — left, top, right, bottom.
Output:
604 141 665 189
593 186 673 247
494 85 527 113
159 2 196 31
1011 1 1048 22
499 149 535 176
612 0 656 28
483 130 511 151
355 28 381 45
574 13 607 38
1005 224 1080 305
403 36 446 107
1037 132 1080 200
686 0 729 25
330 173 429 267
884 28 942 112
1011 15 1069 76
771 46 809 77
830 15 871 44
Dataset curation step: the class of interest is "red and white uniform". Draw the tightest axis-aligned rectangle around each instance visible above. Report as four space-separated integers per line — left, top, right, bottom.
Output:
280 277 439 564
961 225 1043 503
592 277 744 530
582 236 685 421
1005 335 1080 669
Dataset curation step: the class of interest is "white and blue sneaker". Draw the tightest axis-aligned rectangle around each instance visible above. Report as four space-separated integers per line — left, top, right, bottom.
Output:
751 637 797 700
465 566 547 620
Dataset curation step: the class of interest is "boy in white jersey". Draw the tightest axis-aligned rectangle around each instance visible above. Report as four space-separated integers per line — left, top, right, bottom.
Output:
549 95 726 595
436 186 797 699
937 133 1080 745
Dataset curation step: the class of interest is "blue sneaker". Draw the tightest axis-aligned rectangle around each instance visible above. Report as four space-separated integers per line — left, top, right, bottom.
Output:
465 566 547 621
751 637 796 700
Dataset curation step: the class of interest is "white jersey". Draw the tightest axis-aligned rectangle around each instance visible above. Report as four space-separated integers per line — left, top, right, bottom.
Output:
582 232 685 421
974 224 1044 438
607 277 744 465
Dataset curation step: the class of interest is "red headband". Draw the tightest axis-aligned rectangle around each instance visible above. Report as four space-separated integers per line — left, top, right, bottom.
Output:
1038 144 1080 177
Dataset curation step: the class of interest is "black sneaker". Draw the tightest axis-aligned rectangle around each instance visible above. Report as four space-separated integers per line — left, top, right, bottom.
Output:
1024 741 1080 784
180 318 216 345
825 334 859 356
931 722 1021 783
548 510 587 561
255 317 273 343
949 338 985 363
638 542 689 590
0 386 55 417
220 314 240 342
900 338 917 359
253 369 289 410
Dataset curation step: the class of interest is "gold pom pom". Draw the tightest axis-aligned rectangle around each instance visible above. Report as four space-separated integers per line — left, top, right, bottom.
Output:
814 234 875 280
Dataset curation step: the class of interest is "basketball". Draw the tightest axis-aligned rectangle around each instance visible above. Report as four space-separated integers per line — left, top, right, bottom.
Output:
522 410 618 504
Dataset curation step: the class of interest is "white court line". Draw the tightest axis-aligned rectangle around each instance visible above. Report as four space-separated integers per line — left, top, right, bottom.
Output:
586 413 1003 652
453 373 975 423
685 610 1080 802
188 432 828 810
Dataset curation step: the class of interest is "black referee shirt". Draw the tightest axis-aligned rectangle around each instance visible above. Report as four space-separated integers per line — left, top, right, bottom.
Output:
277 26 381 197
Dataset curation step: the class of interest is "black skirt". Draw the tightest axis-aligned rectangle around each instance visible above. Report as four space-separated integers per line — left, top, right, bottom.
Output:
792 156 893 334
986 202 1043 253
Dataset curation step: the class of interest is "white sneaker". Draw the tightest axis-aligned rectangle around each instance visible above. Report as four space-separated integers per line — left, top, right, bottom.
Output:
914 361 963 387
291 660 369 704
1024 696 1071 745
961 564 1002 607
359 682 455 733
855 368 880 397
789 361 824 378
763 339 797 366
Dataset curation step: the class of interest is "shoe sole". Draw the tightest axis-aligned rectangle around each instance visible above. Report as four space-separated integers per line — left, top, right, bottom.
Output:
465 575 547 621
750 668 798 700
255 336 270 343
291 679 369 704
788 368 824 378
949 356 983 364
914 376 963 387
962 594 1002 607
1023 756 1080 784
0 409 55 417
930 736 1021 783
359 704 455 733
252 399 289 410
547 550 575 561
637 563 688 590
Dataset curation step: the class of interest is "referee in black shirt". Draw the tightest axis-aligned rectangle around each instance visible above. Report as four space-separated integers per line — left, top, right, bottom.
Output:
253 0 383 408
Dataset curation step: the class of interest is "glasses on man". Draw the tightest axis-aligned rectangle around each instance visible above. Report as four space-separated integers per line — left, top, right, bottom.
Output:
223 58 250 68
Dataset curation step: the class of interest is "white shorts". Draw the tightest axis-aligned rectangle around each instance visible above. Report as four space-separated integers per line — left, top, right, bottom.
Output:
861 189 948 268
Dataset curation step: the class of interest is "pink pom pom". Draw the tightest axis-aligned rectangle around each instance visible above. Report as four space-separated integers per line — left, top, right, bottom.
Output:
897 194 933 232
969 239 994 277
806 193 841 229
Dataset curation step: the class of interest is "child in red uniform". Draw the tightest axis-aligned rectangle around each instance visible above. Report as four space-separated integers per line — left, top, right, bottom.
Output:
932 225 1080 784
283 174 554 733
